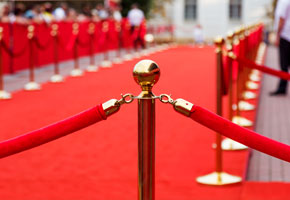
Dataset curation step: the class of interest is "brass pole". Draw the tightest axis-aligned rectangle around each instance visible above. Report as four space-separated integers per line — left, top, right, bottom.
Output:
227 32 234 121
88 22 95 66
28 25 35 83
215 37 224 175
70 23 83 77
133 60 160 200
51 24 59 75
24 25 40 90
234 30 241 118
0 27 3 91
50 24 64 82
240 28 246 94
0 26 11 99
73 23 79 71
196 36 242 184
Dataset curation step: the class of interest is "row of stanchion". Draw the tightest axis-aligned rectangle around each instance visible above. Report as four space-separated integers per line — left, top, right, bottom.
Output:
0 19 170 100
2 21 290 200
196 23 264 185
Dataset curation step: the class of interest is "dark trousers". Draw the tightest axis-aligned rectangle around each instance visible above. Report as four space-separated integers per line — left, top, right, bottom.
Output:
130 26 145 49
277 38 290 93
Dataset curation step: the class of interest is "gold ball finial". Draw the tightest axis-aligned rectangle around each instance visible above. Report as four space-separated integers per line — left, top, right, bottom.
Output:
133 59 160 91
214 37 225 46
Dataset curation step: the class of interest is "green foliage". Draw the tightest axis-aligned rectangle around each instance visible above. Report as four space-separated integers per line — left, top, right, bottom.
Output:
121 0 153 18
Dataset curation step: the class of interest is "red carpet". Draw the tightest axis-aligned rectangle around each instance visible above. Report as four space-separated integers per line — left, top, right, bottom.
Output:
0 46 288 199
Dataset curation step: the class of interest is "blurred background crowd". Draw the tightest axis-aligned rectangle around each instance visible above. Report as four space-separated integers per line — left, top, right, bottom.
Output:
0 2 124 24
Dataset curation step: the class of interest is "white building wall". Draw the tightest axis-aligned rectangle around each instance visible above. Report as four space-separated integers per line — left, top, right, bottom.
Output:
199 0 228 39
170 0 272 40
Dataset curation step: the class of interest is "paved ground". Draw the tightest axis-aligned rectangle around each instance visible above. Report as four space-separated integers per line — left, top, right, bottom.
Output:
247 45 290 182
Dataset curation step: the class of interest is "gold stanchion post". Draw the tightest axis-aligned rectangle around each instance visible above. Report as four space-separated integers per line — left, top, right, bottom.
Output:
133 60 160 200
236 28 255 112
113 21 123 64
0 27 11 99
242 26 258 99
87 22 99 72
222 32 248 150
50 24 64 82
196 37 242 185
24 25 41 91
231 30 253 127
70 23 83 77
100 21 112 68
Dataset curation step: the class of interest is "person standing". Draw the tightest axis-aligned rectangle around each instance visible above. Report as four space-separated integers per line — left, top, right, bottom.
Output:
53 2 68 21
127 3 145 49
270 0 290 96
193 24 204 45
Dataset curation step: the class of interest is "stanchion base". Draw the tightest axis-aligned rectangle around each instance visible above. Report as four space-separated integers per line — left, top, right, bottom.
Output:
246 81 259 90
86 65 98 72
222 138 248 150
251 69 260 76
101 60 112 68
70 69 84 77
0 90 12 99
133 52 141 58
156 46 164 52
232 116 253 127
113 57 123 64
24 82 41 91
149 47 157 53
124 54 133 61
196 172 242 185
232 103 237 111
239 101 255 111
249 73 261 82
140 49 150 56
243 91 257 100
50 74 64 83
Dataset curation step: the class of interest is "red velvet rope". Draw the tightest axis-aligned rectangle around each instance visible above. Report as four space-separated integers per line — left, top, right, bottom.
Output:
77 36 91 48
1 40 29 58
66 34 77 51
189 105 290 162
236 56 290 80
34 36 52 50
0 104 107 159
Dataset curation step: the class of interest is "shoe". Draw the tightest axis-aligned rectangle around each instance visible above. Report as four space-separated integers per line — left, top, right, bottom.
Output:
269 91 286 96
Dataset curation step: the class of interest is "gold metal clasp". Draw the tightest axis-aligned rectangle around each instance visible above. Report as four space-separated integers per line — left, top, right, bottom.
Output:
173 98 194 117
159 94 175 104
158 94 194 116
118 93 135 105
102 93 135 117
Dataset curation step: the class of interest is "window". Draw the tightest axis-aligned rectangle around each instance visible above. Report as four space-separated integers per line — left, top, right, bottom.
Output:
184 0 197 20
229 0 242 20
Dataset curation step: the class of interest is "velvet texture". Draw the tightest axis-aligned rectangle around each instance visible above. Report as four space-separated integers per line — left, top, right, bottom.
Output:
0 104 107 159
189 105 290 163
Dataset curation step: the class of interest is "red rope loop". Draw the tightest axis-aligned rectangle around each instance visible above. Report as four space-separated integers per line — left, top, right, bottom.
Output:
1 40 29 58
34 36 52 50
0 104 107 159
76 36 91 48
188 105 290 163
65 34 78 51
235 56 290 80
